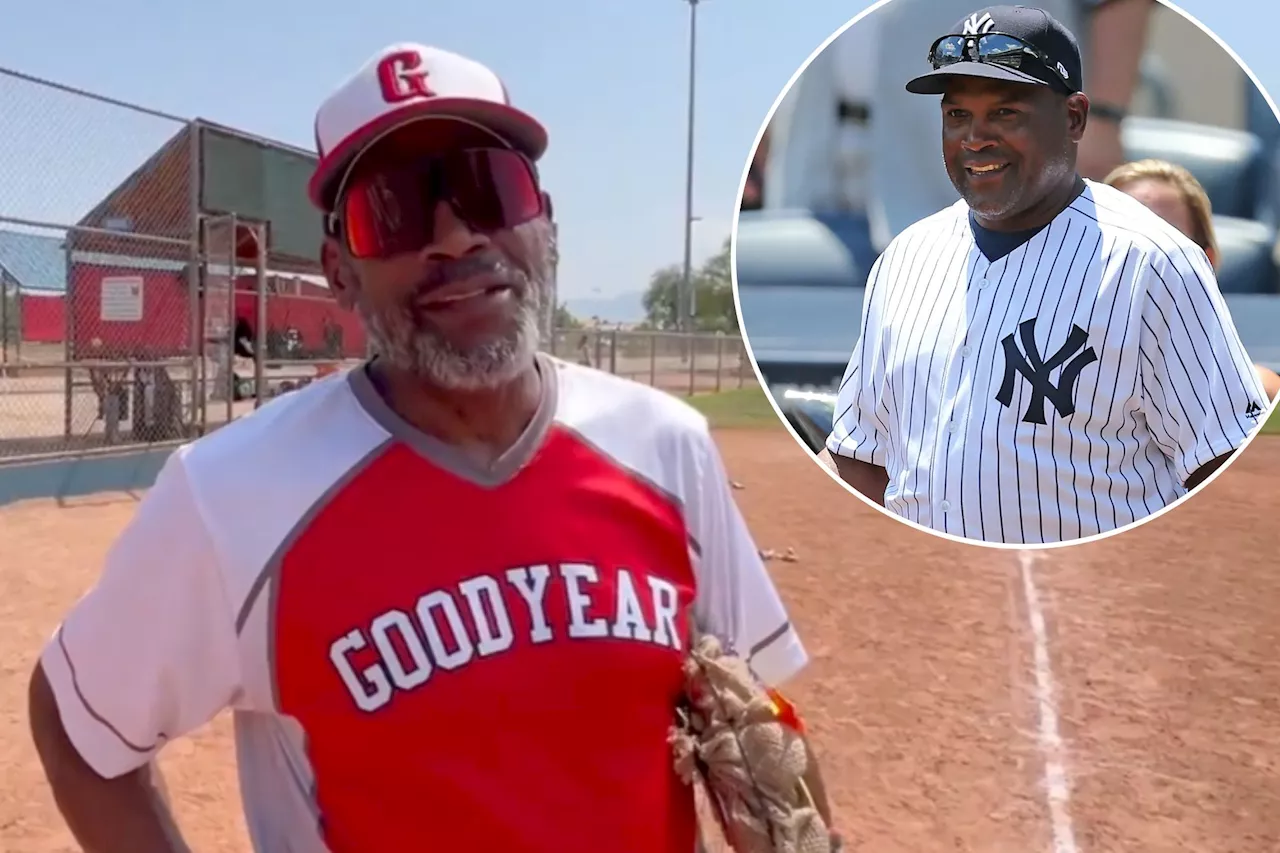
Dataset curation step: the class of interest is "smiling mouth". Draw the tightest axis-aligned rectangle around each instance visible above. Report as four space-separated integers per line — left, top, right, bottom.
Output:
966 163 1010 177
418 283 515 310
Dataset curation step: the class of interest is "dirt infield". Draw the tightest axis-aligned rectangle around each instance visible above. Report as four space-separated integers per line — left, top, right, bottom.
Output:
2 427 1278 852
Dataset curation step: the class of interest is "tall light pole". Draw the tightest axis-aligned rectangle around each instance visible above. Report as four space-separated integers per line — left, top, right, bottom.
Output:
679 0 700 333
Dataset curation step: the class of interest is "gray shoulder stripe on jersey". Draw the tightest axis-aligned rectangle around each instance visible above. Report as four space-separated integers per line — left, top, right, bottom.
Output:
57 630 162 754
747 620 794 661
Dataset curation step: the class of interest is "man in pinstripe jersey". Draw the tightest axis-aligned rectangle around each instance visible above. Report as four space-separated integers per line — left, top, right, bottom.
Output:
825 5 1266 545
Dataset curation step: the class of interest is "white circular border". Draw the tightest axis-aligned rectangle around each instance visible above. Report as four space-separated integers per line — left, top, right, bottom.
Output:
728 0 1280 552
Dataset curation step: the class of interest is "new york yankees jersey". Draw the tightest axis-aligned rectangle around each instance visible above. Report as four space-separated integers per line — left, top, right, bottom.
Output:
826 180 1267 545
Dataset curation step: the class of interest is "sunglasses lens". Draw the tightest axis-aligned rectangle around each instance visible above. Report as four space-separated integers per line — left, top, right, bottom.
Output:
341 148 543 260
447 149 545 234
931 36 967 67
343 168 431 259
976 35 1030 68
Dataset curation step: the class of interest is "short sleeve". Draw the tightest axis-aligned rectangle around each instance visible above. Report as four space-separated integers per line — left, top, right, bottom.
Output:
37 450 242 779
683 426 808 688
1137 243 1267 485
826 253 891 466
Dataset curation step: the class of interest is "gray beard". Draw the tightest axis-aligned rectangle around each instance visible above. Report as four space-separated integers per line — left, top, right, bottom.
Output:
359 286 543 392
967 155 1077 222
357 255 547 392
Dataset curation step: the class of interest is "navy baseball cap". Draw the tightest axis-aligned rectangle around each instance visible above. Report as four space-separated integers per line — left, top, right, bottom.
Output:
905 5 1083 96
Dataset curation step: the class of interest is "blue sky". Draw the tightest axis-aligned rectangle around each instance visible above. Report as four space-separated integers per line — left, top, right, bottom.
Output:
0 0 1275 308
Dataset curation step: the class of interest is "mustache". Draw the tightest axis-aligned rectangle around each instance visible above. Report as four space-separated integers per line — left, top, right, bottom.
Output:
413 251 523 295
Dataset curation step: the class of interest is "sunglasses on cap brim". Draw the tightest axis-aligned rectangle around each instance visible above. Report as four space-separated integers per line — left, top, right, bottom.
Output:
928 32 1074 91
327 147 546 261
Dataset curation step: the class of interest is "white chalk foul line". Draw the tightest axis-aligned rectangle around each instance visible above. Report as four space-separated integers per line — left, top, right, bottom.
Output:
1017 550 1080 853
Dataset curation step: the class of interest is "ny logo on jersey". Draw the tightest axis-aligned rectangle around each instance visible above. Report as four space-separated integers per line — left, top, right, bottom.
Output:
962 12 996 35
996 318 1098 424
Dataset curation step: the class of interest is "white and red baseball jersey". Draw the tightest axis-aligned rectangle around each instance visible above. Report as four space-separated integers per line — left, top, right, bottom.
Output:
39 354 807 853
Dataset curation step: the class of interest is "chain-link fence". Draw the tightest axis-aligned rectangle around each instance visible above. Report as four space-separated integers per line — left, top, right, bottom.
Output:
547 328 750 395
0 66 752 463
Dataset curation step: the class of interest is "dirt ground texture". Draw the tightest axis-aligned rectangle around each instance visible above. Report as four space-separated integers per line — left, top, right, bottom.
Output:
1 426 1278 852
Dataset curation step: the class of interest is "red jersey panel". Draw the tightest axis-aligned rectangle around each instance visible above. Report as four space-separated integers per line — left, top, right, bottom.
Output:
273 429 699 852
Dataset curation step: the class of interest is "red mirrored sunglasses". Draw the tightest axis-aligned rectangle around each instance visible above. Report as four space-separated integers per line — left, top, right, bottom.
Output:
331 147 545 260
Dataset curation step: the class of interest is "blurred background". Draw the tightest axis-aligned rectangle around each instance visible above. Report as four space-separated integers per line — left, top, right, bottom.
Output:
735 0 1280 451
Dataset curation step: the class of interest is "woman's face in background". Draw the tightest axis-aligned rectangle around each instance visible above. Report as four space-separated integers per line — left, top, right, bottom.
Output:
1120 179 1194 233
1116 178 1217 268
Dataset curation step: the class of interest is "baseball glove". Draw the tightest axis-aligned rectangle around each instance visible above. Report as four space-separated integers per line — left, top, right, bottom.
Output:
669 633 833 853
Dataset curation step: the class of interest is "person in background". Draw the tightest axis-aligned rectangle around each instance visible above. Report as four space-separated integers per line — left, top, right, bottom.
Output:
742 126 770 210
1104 158 1280 402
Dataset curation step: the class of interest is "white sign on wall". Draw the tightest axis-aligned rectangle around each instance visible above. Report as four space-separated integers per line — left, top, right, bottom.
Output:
100 275 144 322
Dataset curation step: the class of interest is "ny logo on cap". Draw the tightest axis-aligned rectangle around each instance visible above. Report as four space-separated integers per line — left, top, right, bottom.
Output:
962 11 996 34
377 50 435 104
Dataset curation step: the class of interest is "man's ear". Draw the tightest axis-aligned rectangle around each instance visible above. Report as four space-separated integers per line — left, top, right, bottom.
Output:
1068 92 1091 142
320 236 358 310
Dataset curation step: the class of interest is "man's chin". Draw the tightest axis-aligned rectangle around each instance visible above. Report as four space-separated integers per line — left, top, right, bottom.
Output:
965 194 1023 223
405 321 541 391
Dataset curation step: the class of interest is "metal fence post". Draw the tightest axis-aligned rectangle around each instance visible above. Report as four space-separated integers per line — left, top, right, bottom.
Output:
687 334 697 396
62 241 74 440
715 332 724 393
225 215 237 426
188 120 203 435
648 333 657 387
12 281 21 367
1 273 8 370
254 223 268 407
609 328 618 375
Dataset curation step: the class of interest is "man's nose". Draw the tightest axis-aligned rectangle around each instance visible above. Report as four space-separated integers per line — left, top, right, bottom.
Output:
416 200 488 262
960 121 999 151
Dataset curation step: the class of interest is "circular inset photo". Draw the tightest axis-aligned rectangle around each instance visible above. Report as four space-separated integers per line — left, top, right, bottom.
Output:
733 0 1280 548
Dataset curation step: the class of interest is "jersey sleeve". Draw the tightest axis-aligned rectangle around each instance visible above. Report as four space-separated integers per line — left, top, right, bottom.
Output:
36 450 242 780
1137 243 1267 485
683 425 808 688
825 253 891 466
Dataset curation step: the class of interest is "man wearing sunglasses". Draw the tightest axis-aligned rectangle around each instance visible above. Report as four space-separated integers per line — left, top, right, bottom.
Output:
28 42 835 853
825 6 1265 545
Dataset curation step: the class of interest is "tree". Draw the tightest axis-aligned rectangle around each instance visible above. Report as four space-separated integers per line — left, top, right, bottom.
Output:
553 301 583 330
641 238 737 333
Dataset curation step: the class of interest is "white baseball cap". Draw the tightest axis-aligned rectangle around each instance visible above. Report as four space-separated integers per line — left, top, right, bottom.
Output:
308 43 548 211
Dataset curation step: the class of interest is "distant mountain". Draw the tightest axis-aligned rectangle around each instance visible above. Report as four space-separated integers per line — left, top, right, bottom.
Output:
562 291 645 325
